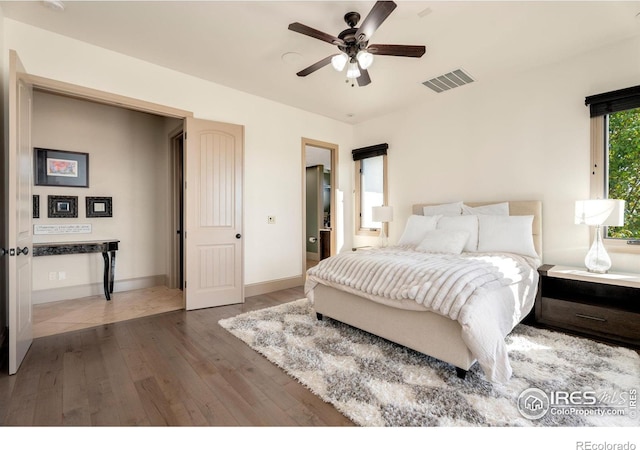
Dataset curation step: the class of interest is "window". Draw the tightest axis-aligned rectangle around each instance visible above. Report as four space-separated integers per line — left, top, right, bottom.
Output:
586 86 640 244
353 143 388 236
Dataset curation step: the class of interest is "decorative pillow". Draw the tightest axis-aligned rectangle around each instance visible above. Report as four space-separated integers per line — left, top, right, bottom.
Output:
422 201 463 216
477 215 537 257
397 214 442 246
462 202 509 216
436 215 479 252
416 229 470 254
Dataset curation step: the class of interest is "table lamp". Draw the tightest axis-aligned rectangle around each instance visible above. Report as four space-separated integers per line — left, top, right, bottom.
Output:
372 206 393 248
574 199 625 273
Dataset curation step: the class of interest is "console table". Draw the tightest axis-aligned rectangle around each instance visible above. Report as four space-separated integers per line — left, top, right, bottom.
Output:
535 264 640 348
33 240 120 300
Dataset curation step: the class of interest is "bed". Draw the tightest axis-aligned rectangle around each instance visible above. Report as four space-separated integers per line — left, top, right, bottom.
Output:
304 200 542 383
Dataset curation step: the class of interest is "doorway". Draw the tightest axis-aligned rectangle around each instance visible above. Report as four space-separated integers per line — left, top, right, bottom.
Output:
170 129 184 290
7 56 245 373
302 138 338 271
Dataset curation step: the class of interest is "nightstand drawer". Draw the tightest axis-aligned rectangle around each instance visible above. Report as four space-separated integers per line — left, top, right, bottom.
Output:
539 296 640 346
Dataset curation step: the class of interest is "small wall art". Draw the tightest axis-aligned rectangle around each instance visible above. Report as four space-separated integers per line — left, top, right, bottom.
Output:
35 148 89 188
33 195 39 219
86 196 113 218
48 195 78 218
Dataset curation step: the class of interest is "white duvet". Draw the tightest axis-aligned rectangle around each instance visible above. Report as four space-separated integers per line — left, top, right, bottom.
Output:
305 247 540 383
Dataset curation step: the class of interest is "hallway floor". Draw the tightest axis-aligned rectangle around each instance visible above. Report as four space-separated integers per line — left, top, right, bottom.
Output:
33 286 184 338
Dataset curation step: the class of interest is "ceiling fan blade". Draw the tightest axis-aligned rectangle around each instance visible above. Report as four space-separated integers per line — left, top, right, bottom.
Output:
355 1 397 43
368 44 426 58
357 67 371 87
296 54 336 77
288 22 344 46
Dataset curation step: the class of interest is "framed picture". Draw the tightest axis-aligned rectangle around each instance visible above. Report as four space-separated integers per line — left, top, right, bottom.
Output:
86 196 113 218
34 148 89 188
33 195 39 219
48 195 78 218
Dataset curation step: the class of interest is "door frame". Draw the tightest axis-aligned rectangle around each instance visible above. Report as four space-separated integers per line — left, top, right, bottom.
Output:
301 138 338 274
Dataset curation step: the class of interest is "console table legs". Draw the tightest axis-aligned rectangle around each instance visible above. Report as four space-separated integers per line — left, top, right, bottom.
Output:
33 240 120 301
102 250 116 301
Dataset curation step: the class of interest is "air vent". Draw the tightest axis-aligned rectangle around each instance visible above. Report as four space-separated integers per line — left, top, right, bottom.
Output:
422 69 474 93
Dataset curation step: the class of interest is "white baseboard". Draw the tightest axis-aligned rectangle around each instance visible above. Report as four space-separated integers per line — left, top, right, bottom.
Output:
32 275 167 304
32 274 303 304
244 275 304 297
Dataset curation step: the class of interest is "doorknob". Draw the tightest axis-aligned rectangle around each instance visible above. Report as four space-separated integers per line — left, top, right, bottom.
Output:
16 247 29 256
308 236 317 243
236 233 242 239
0 248 7 257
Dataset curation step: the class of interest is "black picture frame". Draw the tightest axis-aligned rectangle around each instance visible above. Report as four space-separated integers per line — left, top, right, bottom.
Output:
86 196 113 218
33 195 39 219
48 195 78 218
34 148 89 188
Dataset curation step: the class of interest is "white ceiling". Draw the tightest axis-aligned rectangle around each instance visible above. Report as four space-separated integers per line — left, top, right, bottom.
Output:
2 1 640 124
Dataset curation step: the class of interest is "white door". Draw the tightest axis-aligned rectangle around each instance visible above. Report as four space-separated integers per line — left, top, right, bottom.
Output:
184 118 243 310
8 50 33 374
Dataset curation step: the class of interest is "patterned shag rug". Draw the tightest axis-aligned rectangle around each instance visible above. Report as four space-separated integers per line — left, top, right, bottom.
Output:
218 299 639 427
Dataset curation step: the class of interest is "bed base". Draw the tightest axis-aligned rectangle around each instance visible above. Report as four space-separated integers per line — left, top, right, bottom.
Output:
316 310 469 379
311 283 476 379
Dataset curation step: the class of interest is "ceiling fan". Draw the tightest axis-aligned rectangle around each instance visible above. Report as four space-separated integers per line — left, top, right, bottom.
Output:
288 1 426 87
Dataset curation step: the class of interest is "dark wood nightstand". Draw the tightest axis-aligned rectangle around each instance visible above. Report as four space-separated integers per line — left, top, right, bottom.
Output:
535 264 640 348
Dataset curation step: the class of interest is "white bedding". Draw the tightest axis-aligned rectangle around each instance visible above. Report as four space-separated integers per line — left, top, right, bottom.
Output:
305 247 540 383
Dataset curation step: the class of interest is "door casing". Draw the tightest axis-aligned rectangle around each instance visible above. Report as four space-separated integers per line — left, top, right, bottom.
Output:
302 138 338 274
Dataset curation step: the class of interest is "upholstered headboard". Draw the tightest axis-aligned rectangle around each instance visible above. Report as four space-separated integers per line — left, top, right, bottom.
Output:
412 201 543 257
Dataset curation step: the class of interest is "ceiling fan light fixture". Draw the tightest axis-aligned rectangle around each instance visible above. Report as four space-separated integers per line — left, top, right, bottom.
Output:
356 50 374 70
331 53 348 71
346 61 361 79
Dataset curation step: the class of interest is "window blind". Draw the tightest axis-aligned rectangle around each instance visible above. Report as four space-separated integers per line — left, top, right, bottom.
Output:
352 143 388 161
585 85 640 117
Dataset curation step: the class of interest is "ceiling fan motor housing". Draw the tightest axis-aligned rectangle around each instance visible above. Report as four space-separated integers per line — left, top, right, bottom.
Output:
338 12 368 59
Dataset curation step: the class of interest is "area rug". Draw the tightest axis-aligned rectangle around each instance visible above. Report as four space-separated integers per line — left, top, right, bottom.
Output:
218 299 639 427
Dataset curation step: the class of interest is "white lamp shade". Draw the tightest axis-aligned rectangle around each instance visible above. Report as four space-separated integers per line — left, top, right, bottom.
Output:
574 199 625 226
346 61 361 79
356 50 374 70
372 206 393 223
331 53 348 71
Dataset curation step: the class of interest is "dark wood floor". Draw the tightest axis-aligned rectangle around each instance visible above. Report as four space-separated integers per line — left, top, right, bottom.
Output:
0 286 354 426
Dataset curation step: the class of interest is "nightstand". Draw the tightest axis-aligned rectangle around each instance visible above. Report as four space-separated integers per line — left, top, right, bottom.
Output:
535 264 640 348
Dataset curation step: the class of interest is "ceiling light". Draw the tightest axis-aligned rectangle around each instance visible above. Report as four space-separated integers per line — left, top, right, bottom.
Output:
331 54 348 71
346 61 361 80
356 50 374 70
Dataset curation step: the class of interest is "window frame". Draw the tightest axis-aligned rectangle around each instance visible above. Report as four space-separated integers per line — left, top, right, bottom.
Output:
354 154 388 237
589 114 640 254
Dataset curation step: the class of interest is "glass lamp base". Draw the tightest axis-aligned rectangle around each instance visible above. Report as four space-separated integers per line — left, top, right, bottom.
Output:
584 226 611 274
378 228 388 248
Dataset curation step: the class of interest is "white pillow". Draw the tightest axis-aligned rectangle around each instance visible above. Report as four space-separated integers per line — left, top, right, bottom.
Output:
436 215 479 252
422 201 462 216
477 215 537 257
416 229 470 254
397 214 442 246
462 202 509 216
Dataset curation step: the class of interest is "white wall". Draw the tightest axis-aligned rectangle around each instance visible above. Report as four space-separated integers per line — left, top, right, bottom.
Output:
3 19 355 290
354 36 640 274
0 5 7 331
30 91 177 302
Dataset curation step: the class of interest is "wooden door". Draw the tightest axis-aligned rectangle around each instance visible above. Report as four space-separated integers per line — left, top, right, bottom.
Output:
184 118 244 310
8 50 33 374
